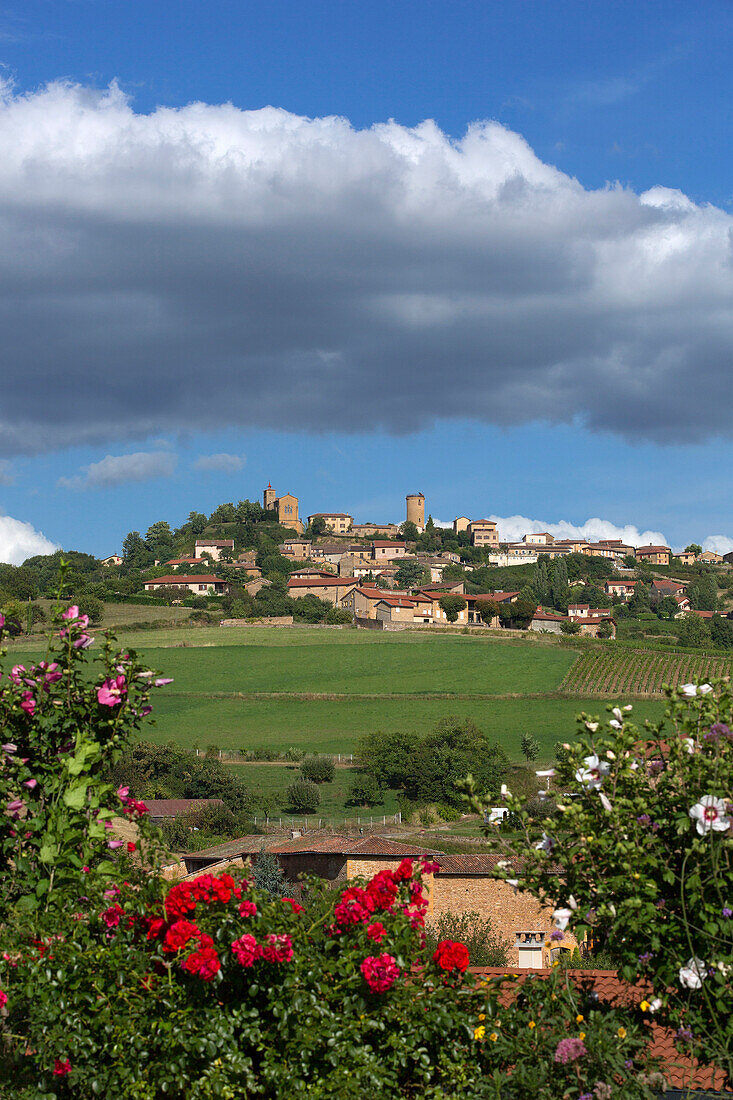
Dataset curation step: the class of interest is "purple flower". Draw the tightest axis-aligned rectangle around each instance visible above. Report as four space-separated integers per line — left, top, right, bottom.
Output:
647 759 665 776
107 839 124 850
676 1026 693 1042
549 929 564 941
554 1037 587 1064
636 814 651 826
73 634 94 650
624 1059 634 1070
708 722 732 741
2 743 17 754
7 799 24 812
722 907 732 919
638 951 652 965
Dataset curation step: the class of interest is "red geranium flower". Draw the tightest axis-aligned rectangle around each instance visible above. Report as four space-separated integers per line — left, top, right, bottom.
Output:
282 897 304 915
162 919 201 954
183 945 220 982
101 903 124 929
432 939 470 973
53 1059 71 1077
366 869 398 910
366 921 386 942
261 934 293 964
361 953 400 993
334 886 376 925
239 899 257 918
231 933 262 967
395 858 413 881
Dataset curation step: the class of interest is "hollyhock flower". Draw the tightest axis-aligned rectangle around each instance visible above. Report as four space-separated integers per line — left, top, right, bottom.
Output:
53 1059 72 1076
117 786 130 801
2 743 16 753
239 900 258 918
7 799 24 813
689 795 730 835
432 940 470 973
361 953 400 993
10 665 25 684
367 921 387 942
97 675 127 707
576 755 610 789
183 945 220 981
163 920 201 953
281 897 303 915
261 934 294 963
554 1037 587 1064
61 606 80 620
23 778 38 790
680 683 699 697
679 957 707 990
698 684 713 694
0 989 7 1008
232 934 262 967
107 839 124 850
154 677 174 687
74 634 94 649
20 693 36 716
599 792 613 813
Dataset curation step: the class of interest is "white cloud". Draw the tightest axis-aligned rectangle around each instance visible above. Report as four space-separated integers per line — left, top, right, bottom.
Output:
193 453 246 473
487 515 667 548
0 461 13 486
0 514 58 564
58 451 177 490
0 81 731 451
702 534 733 556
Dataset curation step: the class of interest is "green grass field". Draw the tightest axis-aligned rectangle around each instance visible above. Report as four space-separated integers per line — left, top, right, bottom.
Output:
7 624 668 762
234 764 401 821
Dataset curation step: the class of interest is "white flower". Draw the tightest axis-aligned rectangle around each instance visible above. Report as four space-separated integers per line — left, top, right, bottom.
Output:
612 707 624 722
609 720 623 730
649 998 662 1013
629 759 640 771
699 684 713 695
585 722 599 732
606 751 616 760
553 907 573 931
689 795 730 835
680 684 698 698
567 895 577 910
538 790 549 799
623 705 633 712
500 784 510 797
536 769 556 778
535 833 555 852
679 957 707 990
576 754 611 789
496 860 510 869
599 792 613 813
716 962 731 977
681 738 695 755
506 879 519 888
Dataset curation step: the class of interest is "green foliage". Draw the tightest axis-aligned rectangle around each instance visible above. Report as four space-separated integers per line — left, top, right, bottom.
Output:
347 772 384 806
685 544 702 556
300 754 336 784
252 846 285 895
710 613 733 649
424 911 508 967
394 559 430 589
477 683 733 1085
399 519 419 541
560 619 581 634
285 776 321 812
676 612 712 648
439 592 467 622
688 573 719 612
475 597 500 624
307 514 328 536
111 741 253 812
596 619 613 639
358 717 508 807
520 734 540 762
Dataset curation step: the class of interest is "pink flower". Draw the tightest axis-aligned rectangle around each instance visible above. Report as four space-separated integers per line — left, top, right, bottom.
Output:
421 859 441 874
97 675 127 707
0 989 7 1008
554 1037 587 1064
82 866 90 873
238 900 258 917
23 779 37 790
20 693 36 716
282 897 304 915
117 786 130 801
0 613 5 629
101 904 124 929
154 678 174 687
361 953 400 993
9 665 25 684
7 799 24 813
61 605 79 620
231 933 262 967
74 634 94 649
107 839 124 850
2 743 17 753
261 933 294 964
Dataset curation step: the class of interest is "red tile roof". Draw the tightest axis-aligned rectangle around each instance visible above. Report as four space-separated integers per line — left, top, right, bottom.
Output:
269 835 442 857
636 545 671 554
166 556 206 565
376 596 416 608
435 854 507 874
287 576 357 588
470 969 731 1092
196 539 234 547
372 540 407 548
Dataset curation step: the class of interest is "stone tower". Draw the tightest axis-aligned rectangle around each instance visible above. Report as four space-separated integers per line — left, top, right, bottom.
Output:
263 482 276 510
406 492 425 532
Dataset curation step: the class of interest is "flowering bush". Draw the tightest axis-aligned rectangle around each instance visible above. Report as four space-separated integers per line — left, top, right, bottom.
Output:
475 681 733 1087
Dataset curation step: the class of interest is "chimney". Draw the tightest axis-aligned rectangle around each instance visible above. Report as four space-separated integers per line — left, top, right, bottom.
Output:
290 828 301 840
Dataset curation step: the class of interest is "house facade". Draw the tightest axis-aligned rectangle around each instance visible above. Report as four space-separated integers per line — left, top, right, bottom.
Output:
635 545 671 566
144 574 227 595
307 513 353 535
468 520 499 548
286 576 358 606
194 539 234 562
371 540 408 561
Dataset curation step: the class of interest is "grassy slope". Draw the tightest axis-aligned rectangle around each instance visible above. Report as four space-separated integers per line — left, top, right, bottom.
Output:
235 764 401 820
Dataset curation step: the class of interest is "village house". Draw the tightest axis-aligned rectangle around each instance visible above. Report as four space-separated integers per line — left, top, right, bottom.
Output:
488 549 538 566
350 522 401 538
144 574 227 595
651 578 686 599
337 553 380 579
604 579 637 600
286 575 358 606
699 550 725 564
453 516 470 534
674 594 692 615
100 554 123 567
194 538 234 562
531 608 616 638
165 556 207 568
522 532 554 545
467 520 499 548
567 604 612 621
370 540 408 562
341 585 398 620
279 539 313 560
374 595 420 624
289 567 337 580
676 550 698 565
635 544 671 566
307 512 353 535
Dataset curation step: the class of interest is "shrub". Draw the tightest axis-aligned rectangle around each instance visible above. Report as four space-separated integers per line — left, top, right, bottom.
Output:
300 754 335 784
285 777 320 813
347 773 384 806
424 911 508 967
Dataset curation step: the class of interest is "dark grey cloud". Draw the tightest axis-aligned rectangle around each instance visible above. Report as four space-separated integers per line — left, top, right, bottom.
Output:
0 81 731 453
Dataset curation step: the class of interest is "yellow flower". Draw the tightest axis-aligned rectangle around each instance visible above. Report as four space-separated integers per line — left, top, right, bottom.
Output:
474 1025 486 1040
552 959 560 968
489 1032 498 1042
617 1027 627 1039
528 1020 536 1029
579 1032 586 1041
478 1014 486 1021
576 1015 584 1024
640 1000 651 1012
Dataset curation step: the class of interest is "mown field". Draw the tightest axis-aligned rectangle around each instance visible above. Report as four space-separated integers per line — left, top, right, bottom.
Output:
8 625 670 762
232 764 402 824
561 649 733 696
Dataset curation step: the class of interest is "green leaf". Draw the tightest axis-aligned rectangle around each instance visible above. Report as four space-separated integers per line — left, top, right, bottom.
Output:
63 782 89 810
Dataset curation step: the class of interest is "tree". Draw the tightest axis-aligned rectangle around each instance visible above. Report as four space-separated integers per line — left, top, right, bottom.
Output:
356 730 417 790
597 620 613 639
307 515 327 537
347 773 384 807
79 595 104 624
285 778 320 813
628 583 651 616
439 593 467 623
550 559 569 612
500 598 536 630
144 521 175 562
560 619 581 635
300 755 335 784
520 734 540 763
187 511 208 535
399 520 419 542
532 560 550 605
676 613 711 648
656 595 679 621
710 613 733 649
684 544 702 556
394 560 430 590
253 846 285 896
475 598 500 625
122 531 153 571
688 574 718 612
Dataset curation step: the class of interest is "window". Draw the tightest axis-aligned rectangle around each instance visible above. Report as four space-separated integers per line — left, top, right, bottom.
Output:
516 931 545 969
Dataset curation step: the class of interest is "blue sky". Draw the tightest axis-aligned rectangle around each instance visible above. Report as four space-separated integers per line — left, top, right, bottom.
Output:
0 0 732 559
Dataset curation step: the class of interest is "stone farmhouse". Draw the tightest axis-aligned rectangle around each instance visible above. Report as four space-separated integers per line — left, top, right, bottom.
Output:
307 512 353 534
144 574 227 595
285 575 358 606
194 538 234 562
635 544 671 566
